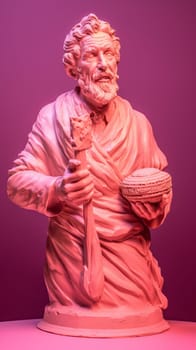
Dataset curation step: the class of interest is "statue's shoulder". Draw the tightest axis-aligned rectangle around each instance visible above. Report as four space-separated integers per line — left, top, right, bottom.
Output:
133 109 149 123
37 90 73 120
116 95 150 126
133 110 154 137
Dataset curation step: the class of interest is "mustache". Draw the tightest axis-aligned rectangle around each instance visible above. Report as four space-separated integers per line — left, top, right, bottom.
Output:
92 71 119 82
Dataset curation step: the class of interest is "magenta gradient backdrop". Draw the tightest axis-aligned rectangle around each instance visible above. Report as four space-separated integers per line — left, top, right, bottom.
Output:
1 1 195 322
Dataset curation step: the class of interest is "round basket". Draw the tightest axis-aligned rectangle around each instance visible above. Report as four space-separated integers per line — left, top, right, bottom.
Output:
120 168 172 203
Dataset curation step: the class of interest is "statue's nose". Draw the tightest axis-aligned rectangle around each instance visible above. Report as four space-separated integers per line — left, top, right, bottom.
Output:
97 52 107 70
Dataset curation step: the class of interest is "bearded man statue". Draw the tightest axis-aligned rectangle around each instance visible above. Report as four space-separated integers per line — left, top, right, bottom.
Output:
7 13 172 337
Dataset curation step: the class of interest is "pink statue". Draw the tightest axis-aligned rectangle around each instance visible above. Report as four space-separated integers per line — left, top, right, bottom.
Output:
7 14 172 337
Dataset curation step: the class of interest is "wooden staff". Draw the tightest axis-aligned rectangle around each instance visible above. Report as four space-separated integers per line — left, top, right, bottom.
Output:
70 113 104 303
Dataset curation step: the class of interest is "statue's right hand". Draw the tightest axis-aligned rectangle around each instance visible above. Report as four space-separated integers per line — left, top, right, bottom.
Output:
54 159 94 205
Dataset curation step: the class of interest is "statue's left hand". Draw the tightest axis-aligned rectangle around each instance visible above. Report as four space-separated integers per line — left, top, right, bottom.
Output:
130 190 173 228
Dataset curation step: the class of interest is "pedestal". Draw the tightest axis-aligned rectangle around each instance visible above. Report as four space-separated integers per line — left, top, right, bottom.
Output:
37 304 169 337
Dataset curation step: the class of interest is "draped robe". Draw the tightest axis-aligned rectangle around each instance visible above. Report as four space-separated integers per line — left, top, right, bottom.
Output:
7 89 169 335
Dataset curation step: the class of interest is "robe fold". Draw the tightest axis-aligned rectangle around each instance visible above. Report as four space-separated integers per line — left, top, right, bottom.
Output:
7 89 169 329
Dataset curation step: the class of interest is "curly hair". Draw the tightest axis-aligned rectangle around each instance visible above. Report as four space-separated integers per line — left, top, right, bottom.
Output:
62 13 120 78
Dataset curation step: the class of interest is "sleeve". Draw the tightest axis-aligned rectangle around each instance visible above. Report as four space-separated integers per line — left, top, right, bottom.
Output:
131 110 172 229
134 110 168 170
7 104 65 217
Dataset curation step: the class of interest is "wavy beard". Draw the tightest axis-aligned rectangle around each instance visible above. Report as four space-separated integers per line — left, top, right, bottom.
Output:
78 72 119 108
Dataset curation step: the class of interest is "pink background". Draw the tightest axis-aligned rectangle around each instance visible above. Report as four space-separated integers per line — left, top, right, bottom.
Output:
1 1 195 322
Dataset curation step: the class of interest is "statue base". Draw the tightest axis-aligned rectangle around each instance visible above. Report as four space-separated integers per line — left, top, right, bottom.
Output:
37 304 169 337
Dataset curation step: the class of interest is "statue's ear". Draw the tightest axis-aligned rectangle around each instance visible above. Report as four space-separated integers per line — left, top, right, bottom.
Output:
64 66 78 80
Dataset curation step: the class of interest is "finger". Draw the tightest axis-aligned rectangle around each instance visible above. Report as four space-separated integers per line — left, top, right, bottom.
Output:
64 168 91 184
65 175 94 193
72 190 94 205
66 184 94 204
131 202 148 218
131 202 160 220
67 159 81 173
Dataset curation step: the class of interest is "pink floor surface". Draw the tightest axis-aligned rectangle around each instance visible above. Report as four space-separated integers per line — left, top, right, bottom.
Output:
1 319 196 350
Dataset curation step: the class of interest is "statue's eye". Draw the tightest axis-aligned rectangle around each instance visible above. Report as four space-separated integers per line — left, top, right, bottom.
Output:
84 50 97 60
104 49 114 57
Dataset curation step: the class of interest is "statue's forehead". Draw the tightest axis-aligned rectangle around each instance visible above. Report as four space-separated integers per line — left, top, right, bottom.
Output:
80 32 114 50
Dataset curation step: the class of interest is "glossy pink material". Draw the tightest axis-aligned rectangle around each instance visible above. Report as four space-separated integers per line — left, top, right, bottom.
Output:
37 305 169 337
7 14 173 337
121 168 172 203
